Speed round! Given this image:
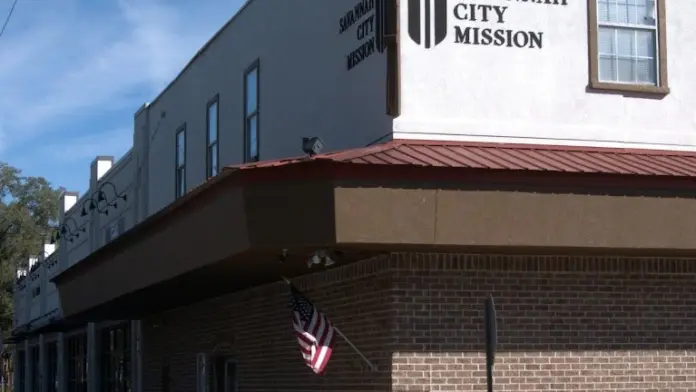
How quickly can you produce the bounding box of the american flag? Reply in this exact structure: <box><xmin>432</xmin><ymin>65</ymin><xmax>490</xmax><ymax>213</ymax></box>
<box><xmin>289</xmin><ymin>283</ymin><xmax>336</xmax><ymax>375</ymax></box>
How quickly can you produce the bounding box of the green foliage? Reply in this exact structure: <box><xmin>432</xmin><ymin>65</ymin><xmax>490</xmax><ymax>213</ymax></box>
<box><xmin>0</xmin><ymin>162</ymin><xmax>63</xmax><ymax>335</ymax></box>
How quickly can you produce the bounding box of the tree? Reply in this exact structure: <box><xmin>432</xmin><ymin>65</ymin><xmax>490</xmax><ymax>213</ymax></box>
<box><xmin>0</xmin><ymin>162</ymin><xmax>63</xmax><ymax>334</ymax></box>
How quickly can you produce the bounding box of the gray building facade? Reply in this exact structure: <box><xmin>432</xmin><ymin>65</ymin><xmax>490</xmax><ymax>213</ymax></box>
<box><xmin>10</xmin><ymin>1</ymin><xmax>398</xmax><ymax>391</ymax></box>
<box><xmin>16</xmin><ymin>1</ymin><xmax>696</xmax><ymax>392</ymax></box>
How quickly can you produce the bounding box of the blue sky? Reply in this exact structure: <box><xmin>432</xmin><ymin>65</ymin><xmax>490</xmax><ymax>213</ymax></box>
<box><xmin>0</xmin><ymin>0</ymin><xmax>244</xmax><ymax>194</ymax></box>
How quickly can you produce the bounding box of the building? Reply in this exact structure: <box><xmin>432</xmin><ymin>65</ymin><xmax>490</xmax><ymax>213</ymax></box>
<box><xmin>11</xmin><ymin>0</ymin><xmax>696</xmax><ymax>391</ymax></box>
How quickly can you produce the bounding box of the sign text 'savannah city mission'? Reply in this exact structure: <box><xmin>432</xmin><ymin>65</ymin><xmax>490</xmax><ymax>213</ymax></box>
<box><xmin>453</xmin><ymin>1</ymin><xmax>567</xmax><ymax>49</ymax></box>
<box><xmin>339</xmin><ymin>0</ymin><xmax>386</xmax><ymax>71</ymax></box>
<box><xmin>407</xmin><ymin>0</ymin><xmax>569</xmax><ymax>50</ymax></box>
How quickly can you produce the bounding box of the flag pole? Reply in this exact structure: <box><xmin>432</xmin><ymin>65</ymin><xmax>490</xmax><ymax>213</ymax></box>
<box><xmin>281</xmin><ymin>276</ymin><xmax>378</xmax><ymax>372</ymax></box>
<box><xmin>333</xmin><ymin>326</ymin><xmax>377</xmax><ymax>371</ymax></box>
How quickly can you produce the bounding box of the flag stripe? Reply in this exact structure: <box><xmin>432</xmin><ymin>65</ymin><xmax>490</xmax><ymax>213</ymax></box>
<box><xmin>289</xmin><ymin>284</ymin><xmax>337</xmax><ymax>375</ymax></box>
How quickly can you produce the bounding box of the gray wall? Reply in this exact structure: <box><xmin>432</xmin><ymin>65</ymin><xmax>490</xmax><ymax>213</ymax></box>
<box><xmin>17</xmin><ymin>0</ymin><xmax>393</xmax><ymax>329</ymax></box>
<box><xmin>12</xmin><ymin>2</ymin><xmax>392</xmax><ymax>389</ymax></box>
<box><xmin>62</xmin><ymin>152</ymin><xmax>136</xmax><ymax>269</ymax></box>
<box><xmin>135</xmin><ymin>0</ymin><xmax>394</xmax><ymax>215</ymax></box>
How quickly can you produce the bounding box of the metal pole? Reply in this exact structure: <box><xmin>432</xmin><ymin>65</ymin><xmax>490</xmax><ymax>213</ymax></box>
<box><xmin>333</xmin><ymin>327</ymin><xmax>378</xmax><ymax>371</ymax></box>
<box><xmin>485</xmin><ymin>294</ymin><xmax>497</xmax><ymax>392</ymax></box>
<box><xmin>487</xmin><ymin>361</ymin><xmax>493</xmax><ymax>392</ymax></box>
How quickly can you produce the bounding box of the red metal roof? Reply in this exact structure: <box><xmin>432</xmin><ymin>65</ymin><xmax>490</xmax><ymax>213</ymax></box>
<box><xmin>226</xmin><ymin>140</ymin><xmax>696</xmax><ymax>177</ymax></box>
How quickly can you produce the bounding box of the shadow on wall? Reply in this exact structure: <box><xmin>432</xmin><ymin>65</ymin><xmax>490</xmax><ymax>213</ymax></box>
<box><xmin>141</xmin><ymin>267</ymin><xmax>395</xmax><ymax>392</ymax></box>
<box><xmin>391</xmin><ymin>255</ymin><xmax>696</xmax><ymax>353</ymax></box>
<box><xmin>139</xmin><ymin>254</ymin><xmax>696</xmax><ymax>391</ymax></box>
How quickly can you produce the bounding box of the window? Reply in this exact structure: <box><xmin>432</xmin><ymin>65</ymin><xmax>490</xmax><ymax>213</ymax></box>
<box><xmin>244</xmin><ymin>60</ymin><xmax>259</xmax><ymax>162</ymax></box>
<box><xmin>175</xmin><ymin>126</ymin><xmax>186</xmax><ymax>198</ymax></box>
<box><xmin>213</xmin><ymin>357</ymin><xmax>236</xmax><ymax>392</ymax></box>
<box><xmin>46</xmin><ymin>341</ymin><xmax>58</xmax><ymax>392</ymax></box>
<box><xmin>67</xmin><ymin>334</ymin><xmax>88</xmax><ymax>392</ymax></box>
<box><xmin>104</xmin><ymin>217</ymin><xmax>125</xmax><ymax>244</ymax></box>
<box><xmin>101</xmin><ymin>323</ymin><xmax>132</xmax><ymax>392</ymax></box>
<box><xmin>589</xmin><ymin>0</ymin><xmax>668</xmax><ymax>94</ymax></box>
<box><xmin>207</xmin><ymin>96</ymin><xmax>220</xmax><ymax>178</ymax></box>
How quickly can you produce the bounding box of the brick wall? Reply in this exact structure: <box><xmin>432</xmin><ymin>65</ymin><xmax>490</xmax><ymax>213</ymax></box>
<box><xmin>391</xmin><ymin>253</ymin><xmax>696</xmax><ymax>392</ymax></box>
<box><xmin>142</xmin><ymin>253</ymin><xmax>696</xmax><ymax>392</ymax></box>
<box><xmin>141</xmin><ymin>257</ymin><xmax>393</xmax><ymax>392</ymax></box>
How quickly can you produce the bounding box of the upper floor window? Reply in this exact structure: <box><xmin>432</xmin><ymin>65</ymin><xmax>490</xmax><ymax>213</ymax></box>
<box><xmin>244</xmin><ymin>60</ymin><xmax>259</xmax><ymax>162</ymax></box>
<box><xmin>207</xmin><ymin>95</ymin><xmax>219</xmax><ymax>177</ymax></box>
<box><xmin>176</xmin><ymin>126</ymin><xmax>186</xmax><ymax>198</ymax></box>
<box><xmin>589</xmin><ymin>0</ymin><xmax>668</xmax><ymax>94</ymax></box>
<box><xmin>104</xmin><ymin>216</ymin><xmax>125</xmax><ymax>245</ymax></box>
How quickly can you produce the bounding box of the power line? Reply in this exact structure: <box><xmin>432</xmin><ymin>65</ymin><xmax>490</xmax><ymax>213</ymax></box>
<box><xmin>0</xmin><ymin>0</ymin><xmax>19</xmax><ymax>41</ymax></box>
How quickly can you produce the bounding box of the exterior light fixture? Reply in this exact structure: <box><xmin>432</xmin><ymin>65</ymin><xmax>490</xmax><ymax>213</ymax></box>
<box><xmin>306</xmin><ymin>254</ymin><xmax>322</xmax><ymax>268</ymax></box>
<box><xmin>323</xmin><ymin>256</ymin><xmax>336</xmax><ymax>267</ymax></box>
<box><xmin>52</xmin><ymin>217</ymin><xmax>86</xmax><ymax>243</ymax></box>
<box><xmin>306</xmin><ymin>250</ymin><xmax>338</xmax><ymax>269</ymax></box>
<box><xmin>83</xmin><ymin>181</ymin><xmax>127</xmax><ymax>216</ymax></box>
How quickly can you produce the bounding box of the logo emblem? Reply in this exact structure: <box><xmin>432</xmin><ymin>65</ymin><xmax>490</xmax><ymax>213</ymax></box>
<box><xmin>407</xmin><ymin>0</ymin><xmax>447</xmax><ymax>49</ymax></box>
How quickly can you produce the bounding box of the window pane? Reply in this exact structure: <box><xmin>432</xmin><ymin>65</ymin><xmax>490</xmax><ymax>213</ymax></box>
<box><xmin>598</xmin><ymin>0</ymin><xmax>617</xmax><ymax>23</ymax></box>
<box><xmin>616</xmin><ymin>29</ymin><xmax>634</xmax><ymax>82</ymax></box>
<box><xmin>177</xmin><ymin>131</ymin><xmax>185</xmax><ymax>166</ymax></box>
<box><xmin>208</xmin><ymin>101</ymin><xmax>218</xmax><ymax>144</ymax></box>
<box><xmin>245</xmin><ymin>68</ymin><xmax>258</xmax><ymax>116</ymax></box>
<box><xmin>598</xmin><ymin>0</ymin><xmax>655</xmax><ymax>26</ymax></box>
<box><xmin>636</xmin><ymin>29</ymin><xmax>657</xmax><ymax>83</ymax></box>
<box><xmin>636</xmin><ymin>58</ymin><xmax>656</xmax><ymax>84</ymax></box>
<box><xmin>177</xmin><ymin>167</ymin><xmax>186</xmax><ymax>196</ymax></box>
<box><xmin>637</xmin><ymin>0</ymin><xmax>656</xmax><ymax>26</ymax></box>
<box><xmin>599</xmin><ymin>55</ymin><xmax>616</xmax><ymax>81</ymax></box>
<box><xmin>636</xmin><ymin>29</ymin><xmax>655</xmax><ymax>57</ymax></box>
<box><xmin>597</xmin><ymin>26</ymin><xmax>656</xmax><ymax>85</ymax></box>
<box><xmin>616</xmin><ymin>28</ymin><xmax>635</xmax><ymax>57</ymax></box>
<box><xmin>598</xmin><ymin>27</ymin><xmax>615</xmax><ymax>55</ymax></box>
<box><xmin>617</xmin><ymin>0</ymin><xmax>630</xmax><ymax>24</ymax></box>
<box><xmin>617</xmin><ymin>58</ymin><xmax>635</xmax><ymax>82</ymax></box>
<box><xmin>598</xmin><ymin>27</ymin><xmax>617</xmax><ymax>82</ymax></box>
<box><xmin>247</xmin><ymin>114</ymin><xmax>258</xmax><ymax>160</ymax></box>
<box><xmin>209</xmin><ymin>144</ymin><xmax>218</xmax><ymax>176</ymax></box>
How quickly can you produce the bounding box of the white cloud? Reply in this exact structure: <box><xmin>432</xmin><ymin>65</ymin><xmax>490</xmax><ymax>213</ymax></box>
<box><xmin>38</xmin><ymin>127</ymin><xmax>133</xmax><ymax>164</ymax></box>
<box><xmin>0</xmin><ymin>0</ymin><xmax>240</xmax><ymax>155</ymax></box>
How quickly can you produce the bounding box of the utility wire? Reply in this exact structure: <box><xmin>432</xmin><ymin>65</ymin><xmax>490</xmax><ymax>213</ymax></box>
<box><xmin>0</xmin><ymin>0</ymin><xmax>19</xmax><ymax>41</ymax></box>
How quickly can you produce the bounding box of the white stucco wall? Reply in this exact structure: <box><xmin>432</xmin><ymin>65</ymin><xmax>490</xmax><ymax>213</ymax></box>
<box><xmin>394</xmin><ymin>0</ymin><xmax>696</xmax><ymax>150</ymax></box>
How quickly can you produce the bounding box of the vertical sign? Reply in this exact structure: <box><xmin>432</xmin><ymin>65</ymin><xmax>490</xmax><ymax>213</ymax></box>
<box><xmin>484</xmin><ymin>294</ymin><xmax>497</xmax><ymax>392</ymax></box>
<box><xmin>339</xmin><ymin>0</ymin><xmax>388</xmax><ymax>70</ymax></box>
